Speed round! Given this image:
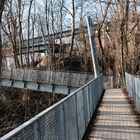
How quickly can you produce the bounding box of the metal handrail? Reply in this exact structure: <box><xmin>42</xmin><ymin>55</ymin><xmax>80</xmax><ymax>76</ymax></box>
<box><xmin>125</xmin><ymin>72</ymin><xmax>140</xmax><ymax>111</ymax></box>
<box><xmin>1</xmin><ymin>74</ymin><xmax>104</xmax><ymax>140</ymax></box>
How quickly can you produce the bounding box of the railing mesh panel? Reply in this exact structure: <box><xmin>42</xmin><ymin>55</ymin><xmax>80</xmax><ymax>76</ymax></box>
<box><xmin>11</xmin><ymin>69</ymin><xmax>24</xmax><ymax>80</ymax></box>
<box><xmin>76</xmin><ymin>90</ymin><xmax>85</xmax><ymax>139</ymax></box>
<box><xmin>1</xmin><ymin>69</ymin><xmax>11</xmax><ymax>79</ymax></box>
<box><xmin>63</xmin><ymin>95</ymin><xmax>78</xmax><ymax>140</ymax></box>
<box><xmin>39</xmin><ymin>104</ymin><xmax>65</xmax><ymax>140</ymax></box>
<box><xmin>125</xmin><ymin>73</ymin><xmax>140</xmax><ymax>111</ymax></box>
<box><xmin>37</xmin><ymin>70</ymin><xmax>50</xmax><ymax>83</ymax></box>
<box><xmin>1</xmin><ymin>75</ymin><xmax>104</xmax><ymax>140</ymax></box>
<box><xmin>0</xmin><ymin>68</ymin><xmax>94</xmax><ymax>87</ymax></box>
<box><xmin>23</xmin><ymin>69</ymin><xmax>37</xmax><ymax>82</ymax></box>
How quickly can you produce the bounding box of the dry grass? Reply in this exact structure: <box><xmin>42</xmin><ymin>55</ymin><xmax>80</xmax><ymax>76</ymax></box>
<box><xmin>0</xmin><ymin>87</ymin><xmax>65</xmax><ymax>137</ymax></box>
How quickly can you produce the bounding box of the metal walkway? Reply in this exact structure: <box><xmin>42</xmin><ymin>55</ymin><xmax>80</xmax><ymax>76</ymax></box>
<box><xmin>1</xmin><ymin>73</ymin><xmax>140</xmax><ymax>140</ymax></box>
<box><xmin>86</xmin><ymin>89</ymin><xmax>140</xmax><ymax>140</ymax></box>
<box><xmin>0</xmin><ymin>68</ymin><xmax>94</xmax><ymax>94</ymax></box>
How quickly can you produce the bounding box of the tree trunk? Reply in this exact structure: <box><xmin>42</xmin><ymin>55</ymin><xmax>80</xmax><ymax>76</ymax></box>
<box><xmin>0</xmin><ymin>0</ymin><xmax>6</xmax><ymax>73</ymax></box>
<box><xmin>119</xmin><ymin>0</ymin><xmax>129</xmax><ymax>86</ymax></box>
<box><xmin>58</xmin><ymin>0</ymin><xmax>64</xmax><ymax>69</ymax></box>
<box><xmin>18</xmin><ymin>0</ymin><xmax>23</xmax><ymax>67</ymax></box>
<box><xmin>27</xmin><ymin>0</ymin><xmax>33</xmax><ymax>66</ymax></box>
<box><xmin>69</xmin><ymin>0</ymin><xmax>75</xmax><ymax>57</ymax></box>
<box><xmin>45</xmin><ymin>1</ymin><xmax>52</xmax><ymax>70</ymax></box>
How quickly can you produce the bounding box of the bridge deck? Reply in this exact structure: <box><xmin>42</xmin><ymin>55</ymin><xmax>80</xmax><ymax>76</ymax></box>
<box><xmin>85</xmin><ymin>89</ymin><xmax>140</xmax><ymax>140</ymax></box>
<box><xmin>0</xmin><ymin>68</ymin><xmax>94</xmax><ymax>94</ymax></box>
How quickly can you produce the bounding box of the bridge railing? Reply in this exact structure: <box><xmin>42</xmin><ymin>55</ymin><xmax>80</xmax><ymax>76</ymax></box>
<box><xmin>104</xmin><ymin>76</ymin><xmax>123</xmax><ymax>89</ymax></box>
<box><xmin>125</xmin><ymin>72</ymin><xmax>140</xmax><ymax>111</ymax></box>
<box><xmin>1</xmin><ymin>74</ymin><xmax>104</xmax><ymax>140</ymax></box>
<box><xmin>0</xmin><ymin>68</ymin><xmax>94</xmax><ymax>87</ymax></box>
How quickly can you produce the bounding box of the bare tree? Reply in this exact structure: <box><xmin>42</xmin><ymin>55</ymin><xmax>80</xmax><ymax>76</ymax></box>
<box><xmin>45</xmin><ymin>0</ymin><xmax>53</xmax><ymax>70</ymax></box>
<box><xmin>1</xmin><ymin>0</ymin><xmax>20</xmax><ymax>67</ymax></box>
<box><xmin>0</xmin><ymin>0</ymin><xmax>6</xmax><ymax>72</ymax></box>
<box><xmin>69</xmin><ymin>0</ymin><xmax>75</xmax><ymax>57</ymax></box>
<box><xmin>17</xmin><ymin>0</ymin><xmax>23</xmax><ymax>67</ymax></box>
<box><xmin>27</xmin><ymin>0</ymin><xmax>34</xmax><ymax>66</ymax></box>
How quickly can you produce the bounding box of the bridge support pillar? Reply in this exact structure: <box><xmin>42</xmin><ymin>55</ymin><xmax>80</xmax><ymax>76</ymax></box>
<box><xmin>86</xmin><ymin>16</ymin><xmax>100</xmax><ymax>78</ymax></box>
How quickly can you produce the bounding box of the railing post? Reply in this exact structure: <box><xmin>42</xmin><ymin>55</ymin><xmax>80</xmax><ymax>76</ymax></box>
<box><xmin>82</xmin><ymin>88</ymin><xmax>87</xmax><ymax>129</ymax></box>
<box><xmin>62</xmin><ymin>103</ymin><xmax>66</xmax><ymax>140</ymax></box>
<box><xmin>87</xmin><ymin>84</ymin><xmax>90</xmax><ymax>123</ymax></box>
<box><xmin>86</xmin><ymin>16</ymin><xmax>100</xmax><ymax>78</ymax></box>
<box><xmin>88</xmin><ymin>84</ymin><xmax>92</xmax><ymax>118</ymax></box>
<box><xmin>10</xmin><ymin>68</ymin><xmax>12</xmax><ymax>80</ymax></box>
<box><xmin>91</xmin><ymin>82</ymin><xmax>94</xmax><ymax>114</ymax></box>
<box><xmin>74</xmin><ymin>94</ymin><xmax>80</xmax><ymax>140</ymax></box>
<box><xmin>111</xmin><ymin>76</ymin><xmax>113</xmax><ymax>88</ymax></box>
<box><xmin>23</xmin><ymin>69</ymin><xmax>26</xmax><ymax>88</ymax></box>
<box><xmin>33</xmin><ymin>120</ymin><xmax>40</xmax><ymax>140</ymax></box>
<box><xmin>10</xmin><ymin>69</ymin><xmax>13</xmax><ymax>86</ymax></box>
<box><xmin>138</xmin><ymin>78</ymin><xmax>140</xmax><ymax>111</ymax></box>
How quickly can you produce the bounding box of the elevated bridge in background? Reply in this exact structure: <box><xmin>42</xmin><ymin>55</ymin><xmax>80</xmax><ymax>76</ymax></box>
<box><xmin>22</xmin><ymin>28</ymin><xmax>83</xmax><ymax>46</ymax></box>
<box><xmin>16</xmin><ymin>43</ymin><xmax>69</xmax><ymax>54</ymax></box>
<box><xmin>16</xmin><ymin>28</ymin><xmax>86</xmax><ymax>54</ymax></box>
<box><xmin>15</xmin><ymin>24</ymin><xmax>102</xmax><ymax>54</ymax></box>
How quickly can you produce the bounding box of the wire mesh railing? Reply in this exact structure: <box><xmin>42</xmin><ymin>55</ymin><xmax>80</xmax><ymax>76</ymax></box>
<box><xmin>125</xmin><ymin>72</ymin><xmax>140</xmax><ymax>111</ymax></box>
<box><xmin>103</xmin><ymin>76</ymin><xmax>113</xmax><ymax>89</ymax></box>
<box><xmin>104</xmin><ymin>76</ymin><xmax>123</xmax><ymax>89</ymax></box>
<box><xmin>1</xmin><ymin>74</ymin><xmax>104</xmax><ymax>140</ymax></box>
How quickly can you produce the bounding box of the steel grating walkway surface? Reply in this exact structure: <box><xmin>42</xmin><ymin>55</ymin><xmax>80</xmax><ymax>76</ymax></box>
<box><xmin>86</xmin><ymin>89</ymin><xmax>140</xmax><ymax>140</ymax></box>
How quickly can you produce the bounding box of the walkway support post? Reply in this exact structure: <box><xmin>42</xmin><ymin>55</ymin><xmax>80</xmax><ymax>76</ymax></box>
<box><xmin>86</xmin><ymin>16</ymin><xmax>100</xmax><ymax>78</ymax></box>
